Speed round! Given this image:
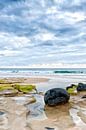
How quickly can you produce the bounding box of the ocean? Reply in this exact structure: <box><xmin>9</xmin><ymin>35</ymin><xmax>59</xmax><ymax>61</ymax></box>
<box><xmin>0</xmin><ymin>68</ymin><xmax>86</xmax><ymax>77</ymax></box>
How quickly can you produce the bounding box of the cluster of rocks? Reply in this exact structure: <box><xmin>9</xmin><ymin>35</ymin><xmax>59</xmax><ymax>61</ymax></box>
<box><xmin>44</xmin><ymin>83</ymin><xmax>86</xmax><ymax>106</ymax></box>
<box><xmin>66</xmin><ymin>83</ymin><xmax>86</xmax><ymax>94</ymax></box>
<box><xmin>0</xmin><ymin>82</ymin><xmax>37</xmax><ymax>97</ymax></box>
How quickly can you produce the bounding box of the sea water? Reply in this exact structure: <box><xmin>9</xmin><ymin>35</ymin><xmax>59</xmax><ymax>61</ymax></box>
<box><xmin>0</xmin><ymin>68</ymin><xmax>86</xmax><ymax>77</ymax></box>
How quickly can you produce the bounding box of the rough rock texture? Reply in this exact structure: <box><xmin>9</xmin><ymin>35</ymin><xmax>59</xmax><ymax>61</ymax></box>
<box><xmin>77</xmin><ymin>83</ymin><xmax>86</xmax><ymax>91</ymax></box>
<box><xmin>0</xmin><ymin>96</ymin><xmax>36</xmax><ymax>130</ymax></box>
<box><xmin>44</xmin><ymin>88</ymin><xmax>70</xmax><ymax>106</ymax></box>
<box><xmin>0</xmin><ymin>89</ymin><xmax>18</xmax><ymax>97</ymax></box>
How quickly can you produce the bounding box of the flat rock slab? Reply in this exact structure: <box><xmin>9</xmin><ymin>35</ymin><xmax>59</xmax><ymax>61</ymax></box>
<box><xmin>0</xmin><ymin>89</ymin><xmax>18</xmax><ymax>97</ymax></box>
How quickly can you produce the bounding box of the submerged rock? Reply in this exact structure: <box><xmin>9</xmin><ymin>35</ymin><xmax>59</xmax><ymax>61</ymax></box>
<box><xmin>77</xmin><ymin>83</ymin><xmax>86</xmax><ymax>91</ymax></box>
<box><xmin>44</xmin><ymin>88</ymin><xmax>70</xmax><ymax>106</ymax></box>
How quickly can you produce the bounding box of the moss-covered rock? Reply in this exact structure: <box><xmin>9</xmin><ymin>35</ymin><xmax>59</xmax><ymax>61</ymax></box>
<box><xmin>13</xmin><ymin>84</ymin><xmax>37</xmax><ymax>94</ymax></box>
<box><xmin>0</xmin><ymin>83</ymin><xmax>37</xmax><ymax>96</ymax></box>
<box><xmin>0</xmin><ymin>79</ymin><xmax>7</xmax><ymax>84</ymax></box>
<box><xmin>0</xmin><ymin>84</ymin><xmax>14</xmax><ymax>91</ymax></box>
<box><xmin>0</xmin><ymin>84</ymin><xmax>18</xmax><ymax>96</ymax></box>
<box><xmin>66</xmin><ymin>84</ymin><xmax>78</xmax><ymax>94</ymax></box>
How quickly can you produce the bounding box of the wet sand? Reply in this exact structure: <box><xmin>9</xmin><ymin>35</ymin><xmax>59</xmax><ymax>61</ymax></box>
<box><xmin>0</xmin><ymin>76</ymin><xmax>86</xmax><ymax>130</ymax></box>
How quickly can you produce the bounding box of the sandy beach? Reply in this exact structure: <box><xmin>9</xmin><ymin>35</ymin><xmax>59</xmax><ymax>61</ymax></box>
<box><xmin>0</xmin><ymin>75</ymin><xmax>86</xmax><ymax>130</ymax></box>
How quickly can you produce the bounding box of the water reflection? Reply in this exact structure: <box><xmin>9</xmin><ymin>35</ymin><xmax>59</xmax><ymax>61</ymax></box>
<box><xmin>26</xmin><ymin>95</ymin><xmax>47</xmax><ymax>121</ymax></box>
<box><xmin>0</xmin><ymin>110</ymin><xmax>8</xmax><ymax>130</ymax></box>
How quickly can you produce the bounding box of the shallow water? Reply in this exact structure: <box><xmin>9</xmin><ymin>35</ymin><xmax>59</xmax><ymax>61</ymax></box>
<box><xmin>36</xmin><ymin>75</ymin><xmax>86</xmax><ymax>92</ymax></box>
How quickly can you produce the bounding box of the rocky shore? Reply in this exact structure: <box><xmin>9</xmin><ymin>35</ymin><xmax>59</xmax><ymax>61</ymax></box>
<box><xmin>0</xmin><ymin>77</ymin><xmax>86</xmax><ymax>130</ymax></box>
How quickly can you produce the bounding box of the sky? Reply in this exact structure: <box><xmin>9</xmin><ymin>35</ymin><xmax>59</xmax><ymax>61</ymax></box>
<box><xmin>0</xmin><ymin>0</ymin><xmax>86</xmax><ymax>66</ymax></box>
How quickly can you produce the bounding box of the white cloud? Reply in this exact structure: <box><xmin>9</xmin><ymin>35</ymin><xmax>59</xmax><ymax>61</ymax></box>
<box><xmin>0</xmin><ymin>32</ymin><xmax>31</xmax><ymax>49</ymax></box>
<box><xmin>0</xmin><ymin>0</ymin><xmax>86</xmax><ymax>65</ymax></box>
<box><xmin>46</xmin><ymin>7</ymin><xmax>57</xmax><ymax>14</ymax></box>
<box><xmin>64</xmin><ymin>12</ymin><xmax>86</xmax><ymax>23</ymax></box>
<box><xmin>0</xmin><ymin>50</ymin><xmax>21</xmax><ymax>57</ymax></box>
<box><xmin>35</xmin><ymin>32</ymin><xmax>56</xmax><ymax>41</ymax></box>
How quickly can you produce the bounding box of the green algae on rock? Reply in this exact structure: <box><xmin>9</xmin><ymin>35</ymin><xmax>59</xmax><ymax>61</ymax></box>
<box><xmin>0</xmin><ymin>79</ymin><xmax>8</xmax><ymax>84</ymax></box>
<box><xmin>66</xmin><ymin>84</ymin><xmax>78</xmax><ymax>95</ymax></box>
<box><xmin>0</xmin><ymin>83</ymin><xmax>37</xmax><ymax>96</ymax></box>
<box><xmin>66</xmin><ymin>83</ymin><xmax>86</xmax><ymax>95</ymax></box>
<box><xmin>13</xmin><ymin>84</ymin><xmax>37</xmax><ymax>94</ymax></box>
<box><xmin>0</xmin><ymin>84</ymin><xmax>14</xmax><ymax>91</ymax></box>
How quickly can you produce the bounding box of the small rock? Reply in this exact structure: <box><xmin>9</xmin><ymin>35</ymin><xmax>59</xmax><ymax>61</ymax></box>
<box><xmin>45</xmin><ymin>127</ymin><xmax>55</xmax><ymax>130</ymax></box>
<box><xmin>44</xmin><ymin>88</ymin><xmax>70</xmax><ymax>106</ymax></box>
<box><xmin>66</xmin><ymin>84</ymin><xmax>77</xmax><ymax>90</ymax></box>
<box><xmin>77</xmin><ymin>83</ymin><xmax>86</xmax><ymax>91</ymax></box>
<box><xmin>66</xmin><ymin>84</ymin><xmax>77</xmax><ymax>94</ymax></box>
<box><xmin>0</xmin><ymin>111</ymin><xmax>5</xmax><ymax>116</ymax></box>
<box><xmin>82</xmin><ymin>95</ymin><xmax>86</xmax><ymax>98</ymax></box>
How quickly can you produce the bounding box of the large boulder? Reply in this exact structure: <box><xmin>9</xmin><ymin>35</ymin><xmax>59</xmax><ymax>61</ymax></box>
<box><xmin>77</xmin><ymin>83</ymin><xmax>86</xmax><ymax>91</ymax></box>
<box><xmin>44</xmin><ymin>88</ymin><xmax>70</xmax><ymax>106</ymax></box>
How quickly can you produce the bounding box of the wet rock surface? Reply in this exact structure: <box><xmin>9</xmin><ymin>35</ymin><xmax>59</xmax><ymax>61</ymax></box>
<box><xmin>0</xmin><ymin>79</ymin><xmax>37</xmax><ymax>97</ymax></box>
<box><xmin>44</xmin><ymin>88</ymin><xmax>70</xmax><ymax>106</ymax></box>
<box><xmin>0</xmin><ymin>89</ymin><xmax>18</xmax><ymax>97</ymax></box>
<box><xmin>0</xmin><ymin>96</ymin><xmax>36</xmax><ymax>130</ymax></box>
<box><xmin>77</xmin><ymin>83</ymin><xmax>86</xmax><ymax>91</ymax></box>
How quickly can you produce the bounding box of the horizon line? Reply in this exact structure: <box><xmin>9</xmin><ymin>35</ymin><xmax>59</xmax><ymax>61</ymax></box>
<box><xmin>0</xmin><ymin>63</ymin><xmax>86</xmax><ymax>68</ymax></box>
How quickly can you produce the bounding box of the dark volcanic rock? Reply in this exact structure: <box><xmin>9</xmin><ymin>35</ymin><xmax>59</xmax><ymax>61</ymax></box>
<box><xmin>82</xmin><ymin>95</ymin><xmax>86</xmax><ymax>98</ymax></box>
<box><xmin>77</xmin><ymin>83</ymin><xmax>86</xmax><ymax>91</ymax></box>
<box><xmin>45</xmin><ymin>127</ymin><xmax>55</xmax><ymax>130</ymax></box>
<box><xmin>44</xmin><ymin>88</ymin><xmax>70</xmax><ymax>106</ymax></box>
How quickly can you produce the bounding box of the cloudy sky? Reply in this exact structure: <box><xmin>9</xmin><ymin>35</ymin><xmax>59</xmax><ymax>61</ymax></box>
<box><xmin>0</xmin><ymin>0</ymin><xmax>86</xmax><ymax>66</ymax></box>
